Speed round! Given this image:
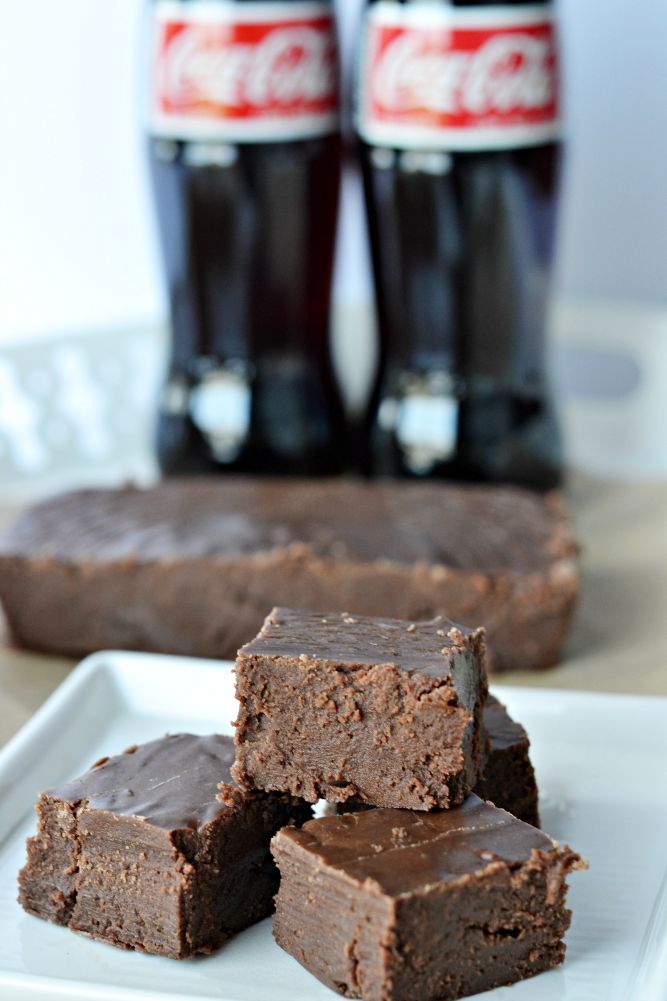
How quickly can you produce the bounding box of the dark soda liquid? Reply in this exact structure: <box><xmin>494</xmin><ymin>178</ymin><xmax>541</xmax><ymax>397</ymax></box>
<box><xmin>150</xmin><ymin>132</ymin><xmax>345</xmax><ymax>476</ymax></box>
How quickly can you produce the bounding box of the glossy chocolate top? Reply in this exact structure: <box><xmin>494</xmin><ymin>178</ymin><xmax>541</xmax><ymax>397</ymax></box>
<box><xmin>47</xmin><ymin>733</ymin><xmax>234</xmax><ymax>832</ymax></box>
<box><xmin>240</xmin><ymin>607</ymin><xmax>484</xmax><ymax>683</ymax></box>
<box><xmin>276</xmin><ymin>795</ymin><xmax>556</xmax><ymax>897</ymax></box>
<box><xmin>484</xmin><ymin>695</ymin><xmax>529</xmax><ymax>751</ymax></box>
<box><xmin>1</xmin><ymin>478</ymin><xmax>576</xmax><ymax>572</ymax></box>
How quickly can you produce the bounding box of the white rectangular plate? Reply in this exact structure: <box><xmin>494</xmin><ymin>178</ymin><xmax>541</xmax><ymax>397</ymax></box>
<box><xmin>0</xmin><ymin>651</ymin><xmax>666</xmax><ymax>1001</ymax></box>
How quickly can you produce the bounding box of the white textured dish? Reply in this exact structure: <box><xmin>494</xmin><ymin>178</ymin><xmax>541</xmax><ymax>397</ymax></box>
<box><xmin>0</xmin><ymin>651</ymin><xmax>666</xmax><ymax>1001</ymax></box>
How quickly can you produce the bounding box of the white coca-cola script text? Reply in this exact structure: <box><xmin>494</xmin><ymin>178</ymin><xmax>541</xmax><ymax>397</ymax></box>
<box><xmin>161</xmin><ymin>25</ymin><xmax>336</xmax><ymax>110</ymax></box>
<box><xmin>374</xmin><ymin>32</ymin><xmax>554</xmax><ymax>117</ymax></box>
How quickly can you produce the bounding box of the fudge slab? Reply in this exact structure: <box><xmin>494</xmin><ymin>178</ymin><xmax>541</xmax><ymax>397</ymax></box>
<box><xmin>233</xmin><ymin>608</ymin><xmax>487</xmax><ymax>811</ymax></box>
<box><xmin>331</xmin><ymin>694</ymin><xmax>540</xmax><ymax>827</ymax></box>
<box><xmin>0</xmin><ymin>478</ymin><xmax>579</xmax><ymax>672</ymax></box>
<box><xmin>272</xmin><ymin>796</ymin><xmax>585</xmax><ymax>1001</ymax></box>
<box><xmin>18</xmin><ymin>733</ymin><xmax>311</xmax><ymax>958</ymax></box>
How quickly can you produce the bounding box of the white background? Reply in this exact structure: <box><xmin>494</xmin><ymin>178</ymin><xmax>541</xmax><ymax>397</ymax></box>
<box><xmin>0</xmin><ymin>0</ymin><xmax>666</xmax><ymax>476</ymax></box>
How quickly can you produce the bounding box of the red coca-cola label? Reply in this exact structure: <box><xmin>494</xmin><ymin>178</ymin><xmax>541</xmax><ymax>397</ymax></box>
<box><xmin>150</xmin><ymin>1</ymin><xmax>339</xmax><ymax>141</ymax></box>
<box><xmin>357</xmin><ymin>3</ymin><xmax>560</xmax><ymax>150</ymax></box>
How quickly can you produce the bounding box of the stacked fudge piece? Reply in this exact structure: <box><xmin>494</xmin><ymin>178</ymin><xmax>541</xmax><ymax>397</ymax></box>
<box><xmin>234</xmin><ymin>608</ymin><xmax>585</xmax><ymax>1001</ymax></box>
<box><xmin>19</xmin><ymin>733</ymin><xmax>311</xmax><ymax>957</ymax></box>
<box><xmin>233</xmin><ymin>608</ymin><xmax>488</xmax><ymax>811</ymax></box>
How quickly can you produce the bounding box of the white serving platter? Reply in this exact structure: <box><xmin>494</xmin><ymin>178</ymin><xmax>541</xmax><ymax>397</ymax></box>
<box><xmin>0</xmin><ymin>651</ymin><xmax>666</xmax><ymax>1001</ymax></box>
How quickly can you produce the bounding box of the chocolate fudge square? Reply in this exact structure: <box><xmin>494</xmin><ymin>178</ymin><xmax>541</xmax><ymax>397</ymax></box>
<box><xmin>233</xmin><ymin>608</ymin><xmax>487</xmax><ymax>811</ymax></box>
<box><xmin>331</xmin><ymin>694</ymin><xmax>540</xmax><ymax>827</ymax></box>
<box><xmin>18</xmin><ymin>734</ymin><xmax>311</xmax><ymax>958</ymax></box>
<box><xmin>0</xmin><ymin>478</ymin><xmax>579</xmax><ymax>672</ymax></box>
<box><xmin>476</xmin><ymin>694</ymin><xmax>540</xmax><ymax>826</ymax></box>
<box><xmin>272</xmin><ymin>796</ymin><xmax>585</xmax><ymax>1001</ymax></box>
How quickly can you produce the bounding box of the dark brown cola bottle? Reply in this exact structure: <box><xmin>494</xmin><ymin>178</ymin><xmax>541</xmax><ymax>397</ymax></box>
<box><xmin>356</xmin><ymin>0</ymin><xmax>563</xmax><ymax>488</ymax></box>
<box><xmin>147</xmin><ymin>0</ymin><xmax>345</xmax><ymax>475</ymax></box>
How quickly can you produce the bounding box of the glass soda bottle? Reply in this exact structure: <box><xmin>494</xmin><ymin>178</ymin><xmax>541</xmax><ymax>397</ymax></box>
<box><xmin>356</xmin><ymin>0</ymin><xmax>563</xmax><ymax>488</ymax></box>
<box><xmin>147</xmin><ymin>0</ymin><xmax>346</xmax><ymax>475</ymax></box>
